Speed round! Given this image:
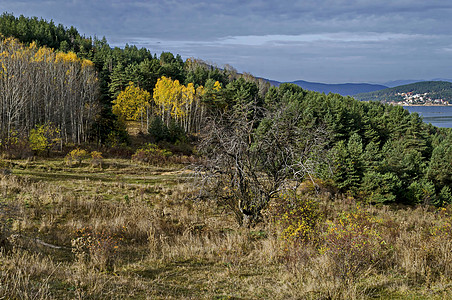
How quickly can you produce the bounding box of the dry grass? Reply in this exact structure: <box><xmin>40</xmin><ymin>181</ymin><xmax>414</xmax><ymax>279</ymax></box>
<box><xmin>0</xmin><ymin>158</ymin><xmax>451</xmax><ymax>299</ymax></box>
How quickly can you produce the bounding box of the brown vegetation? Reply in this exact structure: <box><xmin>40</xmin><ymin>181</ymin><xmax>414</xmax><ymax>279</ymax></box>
<box><xmin>0</xmin><ymin>159</ymin><xmax>451</xmax><ymax>299</ymax></box>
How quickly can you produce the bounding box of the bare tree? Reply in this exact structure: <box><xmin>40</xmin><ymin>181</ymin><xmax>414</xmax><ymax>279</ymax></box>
<box><xmin>197</xmin><ymin>99</ymin><xmax>331</xmax><ymax>227</ymax></box>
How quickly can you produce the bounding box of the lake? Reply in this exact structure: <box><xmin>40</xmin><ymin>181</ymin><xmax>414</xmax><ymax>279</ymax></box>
<box><xmin>403</xmin><ymin>106</ymin><xmax>452</xmax><ymax>128</ymax></box>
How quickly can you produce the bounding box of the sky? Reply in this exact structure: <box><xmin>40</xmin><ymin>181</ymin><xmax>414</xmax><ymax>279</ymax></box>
<box><xmin>1</xmin><ymin>0</ymin><xmax>452</xmax><ymax>83</ymax></box>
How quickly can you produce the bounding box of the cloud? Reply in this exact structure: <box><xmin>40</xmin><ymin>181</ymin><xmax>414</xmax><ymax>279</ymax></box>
<box><xmin>1</xmin><ymin>0</ymin><xmax>451</xmax><ymax>82</ymax></box>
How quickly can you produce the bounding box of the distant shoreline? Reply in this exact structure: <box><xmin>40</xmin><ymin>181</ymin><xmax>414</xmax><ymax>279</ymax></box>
<box><xmin>392</xmin><ymin>103</ymin><xmax>450</xmax><ymax>107</ymax></box>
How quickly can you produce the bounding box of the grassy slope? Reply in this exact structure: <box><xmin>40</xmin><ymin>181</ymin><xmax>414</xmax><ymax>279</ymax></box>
<box><xmin>0</xmin><ymin>158</ymin><xmax>451</xmax><ymax>299</ymax></box>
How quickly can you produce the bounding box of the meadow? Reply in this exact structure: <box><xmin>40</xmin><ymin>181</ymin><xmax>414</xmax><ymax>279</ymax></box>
<box><xmin>1</xmin><ymin>13</ymin><xmax>451</xmax><ymax>300</ymax></box>
<box><xmin>0</xmin><ymin>156</ymin><xmax>452</xmax><ymax>299</ymax></box>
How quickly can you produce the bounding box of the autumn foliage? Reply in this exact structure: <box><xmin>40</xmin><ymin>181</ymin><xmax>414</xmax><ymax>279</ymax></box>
<box><xmin>0</xmin><ymin>37</ymin><xmax>98</xmax><ymax>144</ymax></box>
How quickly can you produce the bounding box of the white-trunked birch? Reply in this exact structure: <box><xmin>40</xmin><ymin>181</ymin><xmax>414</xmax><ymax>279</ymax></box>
<box><xmin>0</xmin><ymin>37</ymin><xmax>99</xmax><ymax>145</ymax></box>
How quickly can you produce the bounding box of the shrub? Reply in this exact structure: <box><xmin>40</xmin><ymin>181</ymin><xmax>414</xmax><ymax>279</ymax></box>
<box><xmin>148</xmin><ymin>116</ymin><xmax>169</xmax><ymax>142</ymax></box>
<box><xmin>131</xmin><ymin>143</ymin><xmax>172</xmax><ymax>165</ymax></box>
<box><xmin>271</xmin><ymin>191</ymin><xmax>321</xmax><ymax>246</ymax></box>
<box><xmin>90</xmin><ymin>151</ymin><xmax>103</xmax><ymax>167</ymax></box>
<box><xmin>148</xmin><ymin>117</ymin><xmax>187</xmax><ymax>144</ymax></box>
<box><xmin>0</xmin><ymin>159</ymin><xmax>11</xmax><ymax>176</ymax></box>
<box><xmin>28</xmin><ymin>123</ymin><xmax>61</xmax><ymax>155</ymax></box>
<box><xmin>65</xmin><ymin>148</ymin><xmax>89</xmax><ymax>166</ymax></box>
<box><xmin>72</xmin><ymin>227</ymin><xmax>122</xmax><ymax>271</ymax></box>
<box><xmin>0</xmin><ymin>130</ymin><xmax>32</xmax><ymax>159</ymax></box>
<box><xmin>320</xmin><ymin>206</ymin><xmax>388</xmax><ymax>280</ymax></box>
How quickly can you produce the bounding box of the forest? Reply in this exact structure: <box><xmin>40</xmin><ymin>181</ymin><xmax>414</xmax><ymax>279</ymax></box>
<box><xmin>0</xmin><ymin>13</ymin><xmax>452</xmax><ymax>299</ymax></box>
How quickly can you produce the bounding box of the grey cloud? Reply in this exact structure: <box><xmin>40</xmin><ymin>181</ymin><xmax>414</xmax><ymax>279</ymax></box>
<box><xmin>0</xmin><ymin>0</ymin><xmax>451</xmax><ymax>82</ymax></box>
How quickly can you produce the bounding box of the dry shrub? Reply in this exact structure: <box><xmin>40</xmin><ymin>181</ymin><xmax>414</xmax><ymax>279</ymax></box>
<box><xmin>269</xmin><ymin>202</ymin><xmax>395</xmax><ymax>299</ymax></box>
<box><xmin>132</xmin><ymin>143</ymin><xmax>172</xmax><ymax>165</ymax></box>
<box><xmin>72</xmin><ymin>227</ymin><xmax>123</xmax><ymax>271</ymax></box>
<box><xmin>0</xmin><ymin>249</ymin><xmax>53</xmax><ymax>299</ymax></box>
<box><xmin>320</xmin><ymin>206</ymin><xmax>389</xmax><ymax>281</ymax></box>
<box><xmin>265</xmin><ymin>191</ymin><xmax>322</xmax><ymax>271</ymax></box>
<box><xmin>0</xmin><ymin>131</ymin><xmax>33</xmax><ymax>159</ymax></box>
<box><xmin>90</xmin><ymin>151</ymin><xmax>103</xmax><ymax>167</ymax></box>
<box><xmin>271</xmin><ymin>191</ymin><xmax>321</xmax><ymax>246</ymax></box>
<box><xmin>0</xmin><ymin>227</ymin><xmax>11</xmax><ymax>253</ymax></box>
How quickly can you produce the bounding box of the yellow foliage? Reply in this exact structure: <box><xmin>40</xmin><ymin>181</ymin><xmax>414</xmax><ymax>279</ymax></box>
<box><xmin>196</xmin><ymin>85</ymin><xmax>205</xmax><ymax>97</ymax></box>
<box><xmin>112</xmin><ymin>82</ymin><xmax>151</xmax><ymax>121</ymax></box>
<box><xmin>153</xmin><ymin>76</ymin><xmax>205</xmax><ymax>122</ymax></box>
<box><xmin>65</xmin><ymin>148</ymin><xmax>89</xmax><ymax>166</ymax></box>
<box><xmin>82</xmin><ymin>59</ymin><xmax>94</xmax><ymax>69</ymax></box>
<box><xmin>153</xmin><ymin>76</ymin><xmax>183</xmax><ymax>118</ymax></box>
<box><xmin>55</xmin><ymin>51</ymin><xmax>78</xmax><ymax>63</ymax></box>
<box><xmin>213</xmin><ymin>80</ymin><xmax>222</xmax><ymax>91</ymax></box>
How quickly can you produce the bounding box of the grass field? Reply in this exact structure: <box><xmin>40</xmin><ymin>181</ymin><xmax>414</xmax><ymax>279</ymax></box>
<box><xmin>1</xmin><ymin>157</ymin><xmax>452</xmax><ymax>299</ymax></box>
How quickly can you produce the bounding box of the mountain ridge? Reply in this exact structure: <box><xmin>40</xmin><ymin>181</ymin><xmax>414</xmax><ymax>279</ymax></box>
<box><xmin>261</xmin><ymin>78</ymin><xmax>388</xmax><ymax>96</ymax></box>
<box><xmin>261</xmin><ymin>78</ymin><xmax>452</xmax><ymax>96</ymax></box>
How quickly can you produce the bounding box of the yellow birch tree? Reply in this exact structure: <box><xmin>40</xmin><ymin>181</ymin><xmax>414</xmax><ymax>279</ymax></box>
<box><xmin>112</xmin><ymin>81</ymin><xmax>151</xmax><ymax>131</ymax></box>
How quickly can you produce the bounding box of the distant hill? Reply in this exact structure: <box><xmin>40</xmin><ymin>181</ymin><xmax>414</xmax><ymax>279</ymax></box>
<box><xmin>289</xmin><ymin>80</ymin><xmax>388</xmax><ymax>96</ymax></box>
<box><xmin>354</xmin><ymin>81</ymin><xmax>452</xmax><ymax>104</ymax></box>
<box><xmin>262</xmin><ymin>79</ymin><xmax>387</xmax><ymax>96</ymax></box>
<box><xmin>384</xmin><ymin>78</ymin><xmax>452</xmax><ymax>88</ymax></box>
<box><xmin>263</xmin><ymin>79</ymin><xmax>281</xmax><ymax>87</ymax></box>
<box><xmin>383</xmin><ymin>80</ymin><xmax>422</xmax><ymax>88</ymax></box>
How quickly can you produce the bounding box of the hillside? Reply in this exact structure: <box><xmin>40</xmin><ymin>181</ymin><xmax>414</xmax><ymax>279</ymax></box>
<box><xmin>263</xmin><ymin>79</ymin><xmax>387</xmax><ymax>95</ymax></box>
<box><xmin>354</xmin><ymin>81</ymin><xmax>452</xmax><ymax>104</ymax></box>
<box><xmin>290</xmin><ymin>80</ymin><xmax>388</xmax><ymax>95</ymax></box>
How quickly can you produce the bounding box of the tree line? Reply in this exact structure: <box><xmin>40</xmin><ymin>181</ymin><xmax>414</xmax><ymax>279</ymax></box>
<box><xmin>0</xmin><ymin>13</ymin><xmax>450</xmax><ymax>217</ymax></box>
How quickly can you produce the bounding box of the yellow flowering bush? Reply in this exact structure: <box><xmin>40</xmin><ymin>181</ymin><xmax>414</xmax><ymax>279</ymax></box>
<box><xmin>321</xmin><ymin>206</ymin><xmax>387</xmax><ymax>279</ymax></box>
<box><xmin>65</xmin><ymin>148</ymin><xmax>89</xmax><ymax>166</ymax></box>
<box><xmin>272</xmin><ymin>191</ymin><xmax>321</xmax><ymax>246</ymax></box>
<box><xmin>29</xmin><ymin>123</ymin><xmax>61</xmax><ymax>154</ymax></box>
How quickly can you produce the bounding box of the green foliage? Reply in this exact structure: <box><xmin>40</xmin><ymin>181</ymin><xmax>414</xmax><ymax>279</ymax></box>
<box><xmin>406</xmin><ymin>180</ymin><xmax>436</xmax><ymax>205</ymax></box>
<box><xmin>167</xmin><ymin>120</ymin><xmax>186</xmax><ymax>143</ymax></box>
<box><xmin>28</xmin><ymin>123</ymin><xmax>61</xmax><ymax>154</ymax></box>
<box><xmin>148</xmin><ymin>116</ymin><xmax>169</xmax><ymax>142</ymax></box>
<box><xmin>361</xmin><ymin>171</ymin><xmax>402</xmax><ymax>204</ymax></box>
<box><xmin>0</xmin><ymin>13</ymin><xmax>93</xmax><ymax>56</ymax></box>
<box><xmin>148</xmin><ymin>117</ymin><xmax>186</xmax><ymax>144</ymax></box>
<box><xmin>332</xmin><ymin>133</ymin><xmax>364</xmax><ymax>193</ymax></box>
<box><xmin>427</xmin><ymin>137</ymin><xmax>452</xmax><ymax>188</ymax></box>
<box><xmin>435</xmin><ymin>186</ymin><xmax>452</xmax><ymax>207</ymax></box>
<box><xmin>2</xmin><ymin>12</ymin><xmax>451</xmax><ymax>208</ymax></box>
<box><xmin>103</xmin><ymin>119</ymin><xmax>130</xmax><ymax>147</ymax></box>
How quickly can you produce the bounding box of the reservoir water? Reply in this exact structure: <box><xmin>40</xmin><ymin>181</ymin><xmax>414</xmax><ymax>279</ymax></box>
<box><xmin>403</xmin><ymin>106</ymin><xmax>452</xmax><ymax>128</ymax></box>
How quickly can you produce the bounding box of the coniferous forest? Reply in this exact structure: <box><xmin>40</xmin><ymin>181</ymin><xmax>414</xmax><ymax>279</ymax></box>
<box><xmin>0</xmin><ymin>13</ymin><xmax>452</xmax><ymax>299</ymax></box>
